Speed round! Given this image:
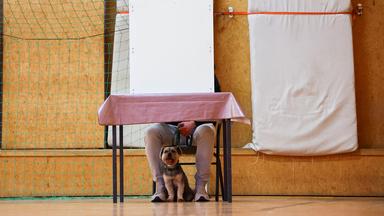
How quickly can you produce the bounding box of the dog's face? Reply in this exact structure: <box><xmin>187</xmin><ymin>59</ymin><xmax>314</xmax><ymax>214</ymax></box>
<box><xmin>160</xmin><ymin>146</ymin><xmax>182</xmax><ymax>167</ymax></box>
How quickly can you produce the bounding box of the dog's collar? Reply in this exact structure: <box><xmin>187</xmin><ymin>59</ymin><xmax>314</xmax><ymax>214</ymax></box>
<box><xmin>163</xmin><ymin>162</ymin><xmax>180</xmax><ymax>170</ymax></box>
<box><xmin>161</xmin><ymin>162</ymin><xmax>183</xmax><ymax>175</ymax></box>
<box><xmin>161</xmin><ymin>162</ymin><xmax>183</xmax><ymax>177</ymax></box>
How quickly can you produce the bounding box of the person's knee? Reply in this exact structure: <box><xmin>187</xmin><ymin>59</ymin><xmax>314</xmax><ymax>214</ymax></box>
<box><xmin>194</xmin><ymin>124</ymin><xmax>215</xmax><ymax>143</ymax></box>
<box><xmin>144</xmin><ymin>123</ymin><xmax>164</xmax><ymax>145</ymax></box>
<box><xmin>145</xmin><ymin>123</ymin><xmax>163</xmax><ymax>136</ymax></box>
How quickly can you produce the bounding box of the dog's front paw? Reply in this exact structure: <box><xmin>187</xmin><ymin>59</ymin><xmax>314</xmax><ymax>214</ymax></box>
<box><xmin>167</xmin><ymin>196</ymin><xmax>174</xmax><ymax>202</ymax></box>
<box><xmin>177</xmin><ymin>198</ymin><xmax>184</xmax><ymax>202</ymax></box>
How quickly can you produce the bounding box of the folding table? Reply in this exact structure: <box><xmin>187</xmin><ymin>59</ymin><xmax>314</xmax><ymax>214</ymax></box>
<box><xmin>98</xmin><ymin>92</ymin><xmax>250</xmax><ymax>203</ymax></box>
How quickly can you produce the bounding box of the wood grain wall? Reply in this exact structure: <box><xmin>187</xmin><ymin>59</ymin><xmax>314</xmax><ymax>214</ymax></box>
<box><xmin>2</xmin><ymin>0</ymin><xmax>383</xmax><ymax>149</ymax></box>
<box><xmin>351</xmin><ymin>0</ymin><xmax>384</xmax><ymax>148</ymax></box>
<box><xmin>1</xmin><ymin>149</ymin><xmax>383</xmax><ymax>197</ymax></box>
<box><xmin>215</xmin><ymin>0</ymin><xmax>252</xmax><ymax>147</ymax></box>
<box><xmin>2</xmin><ymin>0</ymin><xmax>105</xmax><ymax>149</ymax></box>
<box><xmin>214</xmin><ymin>0</ymin><xmax>384</xmax><ymax>148</ymax></box>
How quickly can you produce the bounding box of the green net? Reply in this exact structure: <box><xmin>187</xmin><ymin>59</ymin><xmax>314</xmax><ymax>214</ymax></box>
<box><xmin>0</xmin><ymin>0</ymin><xmax>151</xmax><ymax>198</ymax></box>
<box><xmin>2</xmin><ymin>0</ymin><xmax>107</xmax><ymax>149</ymax></box>
<box><xmin>0</xmin><ymin>0</ymin><xmax>150</xmax><ymax>149</ymax></box>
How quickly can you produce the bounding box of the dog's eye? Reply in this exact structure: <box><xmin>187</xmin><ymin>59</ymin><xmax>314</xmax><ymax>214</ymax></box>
<box><xmin>171</xmin><ymin>149</ymin><xmax>176</xmax><ymax>153</ymax></box>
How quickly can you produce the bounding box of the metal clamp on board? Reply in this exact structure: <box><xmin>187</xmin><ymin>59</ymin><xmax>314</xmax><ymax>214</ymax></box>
<box><xmin>228</xmin><ymin>6</ymin><xmax>234</xmax><ymax>18</ymax></box>
<box><xmin>356</xmin><ymin>3</ymin><xmax>363</xmax><ymax>16</ymax></box>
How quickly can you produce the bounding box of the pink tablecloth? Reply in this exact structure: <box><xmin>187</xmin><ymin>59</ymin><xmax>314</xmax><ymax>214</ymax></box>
<box><xmin>98</xmin><ymin>92</ymin><xmax>250</xmax><ymax>125</ymax></box>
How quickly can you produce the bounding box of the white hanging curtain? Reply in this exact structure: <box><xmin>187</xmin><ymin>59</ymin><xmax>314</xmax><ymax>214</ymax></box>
<box><xmin>245</xmin><ymin>0</ymin><xmax>358</xmax><ymax>155</ymax></box>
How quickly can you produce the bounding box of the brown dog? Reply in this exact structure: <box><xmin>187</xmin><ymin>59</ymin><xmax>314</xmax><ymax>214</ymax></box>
<box><xmin>160</xmin><ymin>146</ymin><xmax>194</xmax><ymax>202</ymax></box>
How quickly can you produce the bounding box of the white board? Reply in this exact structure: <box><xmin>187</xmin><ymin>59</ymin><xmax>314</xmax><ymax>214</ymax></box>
<box><xmin>129</xmin><ymin>0</ymin><xmax>214</xmax><ymax>94</ymax></box>
<box><xmin>108</xmin><ymin>13</ymin><xmax>151</xmax><ymax>148</ymax></box>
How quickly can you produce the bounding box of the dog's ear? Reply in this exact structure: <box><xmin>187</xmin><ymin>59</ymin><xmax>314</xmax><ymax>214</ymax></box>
<box><xmin>176</xmin><ymin>146</ymin><xmax>182</xmax><ymax>155</ymax></box>
<box><xmin>159</xmin><ymin>147</ymin><xmax>165</xmax><ymax>159</ymax></box>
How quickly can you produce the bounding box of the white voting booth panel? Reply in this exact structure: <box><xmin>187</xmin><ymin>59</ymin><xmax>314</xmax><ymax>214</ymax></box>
<box><xmin>109</xmin><ymin>0</ymin><xmax>214</xmax><ymax>147</ymax></box>
<box><xmin>246</xmin><ymin>0</ymin><xmax>358</xmax><ymax>155</ymax></box>
<box><xmin>129</xmin><ymin>0</ymin><xmax>214</xmax><ymax>94</ymax></box>
<box><xmin>108</xmin><ymin>11</ymin><xmax>148</xmax><ymax>148</ymax></box>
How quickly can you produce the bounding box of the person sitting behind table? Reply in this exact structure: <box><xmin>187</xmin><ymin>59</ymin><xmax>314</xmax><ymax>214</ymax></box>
<box><xmin>144</xmin><ymin>76</ymin><xmax>221</xmax><ymax>202</ymax></box>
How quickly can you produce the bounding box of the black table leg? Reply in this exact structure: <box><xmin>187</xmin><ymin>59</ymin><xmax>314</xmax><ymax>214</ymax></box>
<box><xmin>215</xmin><ymin>123</ymin><xmax>220</xmax><ymax>202</ymax></box>
<box><xmin>222</xmin><ymin>121</ymin><xmax>227</xmax><ymax>201</ymax></box>
<box><xmin>112</xmin><ymin>126</ymin><xmax>117</xmax><ymax>203</ymax></box>
<box><xmin>223</xmin><ymin>119</ymin><xmax>232</xmax><ymax>202</ymax></box>
<box><xmin>119</xmin><ymin>125</ymin><xmax>124</xmax><ymax>202</ymax></box>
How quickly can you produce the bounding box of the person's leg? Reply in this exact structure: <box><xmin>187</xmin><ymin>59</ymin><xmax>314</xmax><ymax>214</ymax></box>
<box><xmin>193</xmin><ymin>123</ymin><xmax>215</xmax><ymax>201</ymax></box>
<box><xmin>144</xmin><ymin>123</ymin><xmax>175</xmax><ymax>202</ymax></box>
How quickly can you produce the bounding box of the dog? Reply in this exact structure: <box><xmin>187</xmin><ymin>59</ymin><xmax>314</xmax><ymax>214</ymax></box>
<box><xmin>159</xmin><ymin>145</ymin><xmax>195</xmax><ymax>202</ymax></box>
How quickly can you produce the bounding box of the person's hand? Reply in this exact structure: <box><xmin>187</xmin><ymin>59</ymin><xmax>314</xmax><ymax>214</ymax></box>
<box><xmin>177</xmin><ymin>121</ymin><xmax>196</xmax><ymax>136</ymax></box>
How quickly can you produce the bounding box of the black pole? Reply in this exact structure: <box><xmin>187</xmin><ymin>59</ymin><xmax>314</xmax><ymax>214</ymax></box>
<box><xmin>215</xmin><ymin>122</ymin><xmax>221</xmax><ymax>201</ymax></box>
<box><xmin>103</xmin><ymin>0</ymin><xmax>108</xmax><ymax>149</ymax></box>
<box><xmin>223</xmin><ymin>119</ymin><xmax>232</xmax><ymax>202</ymax></box>
<box><xmin>0</xmin><ymin>0</ymin><xmax>4</xmax><ymax>148</ymax></box>
<box><xmin>112</xmin><ymin>125</ymin><xmax>117</xmax><ymax>203</ymax></box>
<box><xmin>218</xmin><ymin>153</ymin><xmax>225</xmax><ymax>201</ymax></box>
<box><xmin>222</xmin><ymin>120</ymin><xmax>227</xmax><ymax>201</ymax></box>
<box><xmin>103</xmin><ymin>1</ymin><xmax>115</xmax><ymax>148</ymax></box>
<box><xmin>104</xmin><ymin>0</ymin><xmax>114</xmax><ymax>100</ymax></box>
<box><xmin>152</xmin><ymin>181</ymin><xmax>156</xmax><ymax>195</ymax></box>
<box><xmin>119</xmin><ymin>125</ymin><xmax>124</xmax><ymax>202</ymax></box>
<box><xmin>217</xmin><ymin>122</ymin><xmax>225</xmax><ymax>201</ymax></box>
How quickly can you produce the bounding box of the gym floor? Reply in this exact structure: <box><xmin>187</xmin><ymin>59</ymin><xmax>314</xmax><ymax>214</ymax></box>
<box><xmin>0</xmin><ymin>196</ymin><xmax>383</xmax><ymax>216</ymax></box>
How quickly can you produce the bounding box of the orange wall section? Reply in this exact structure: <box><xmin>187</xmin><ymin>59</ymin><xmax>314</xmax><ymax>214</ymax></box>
<box><xmin>352</xmin><ymin>0</ymin><xmax>384</xmax><ymax>148</ymax></box>
<box><xmin>1</xmin><ymin>0</ymin><xmax>383</xmax><ymax>149</ymax></box>
<box><xmin>1</xmin><ymin>149</ymin><xmax>383</xmax><ymax>197</ymax></box>
<box><xmin>215</xmin><ymin>0</ymin><xmax>252</xmax><ymax>147</ymax></box>
<box><xmin>214</xmin><ymin>0</ymin><xmax>384</xmax><ymax>148</ymax></box>
<box><xmin>2</xmin><ymin>0</ymin><xmax>105</xmax><ymax>149</ymax></box>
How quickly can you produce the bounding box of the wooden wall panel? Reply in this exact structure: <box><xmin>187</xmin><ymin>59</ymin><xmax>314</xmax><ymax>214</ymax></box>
<box><xmin>2</xmin><ymin>0</ymin><xmax>383</xmax><ymax>149</ymax></box>
<box><xmin>214</xmin><ymin>0</ymin><xmax>252</xmax><ymax>147</ymax></box>
<box><xmin>228</xmin><ymin>149</ymin><xmax>384</xmax><ymax>196</ymax></box>
<box><xmin>351</xmin><ymin>0</ymin><xmax>384</xmax><ymax>148</ymax></box>
<box><xmin>214</xmin><ymin>0</ymin><xmax>384</xmax><ymax>148</ymax></box>
<box><xmin>0</xmin><ymin>151</ymin><xmax>153</xmax><ymax>197</ymax></box>
<box><xmin>2</xmin><ymin>0</ymin><xmax>105</xmax><ymax>149</ymax></box>
<box><xmin>1</xmin><ymin>149</ymin><xmax>383</xmax><ymax>197</ymax></box>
